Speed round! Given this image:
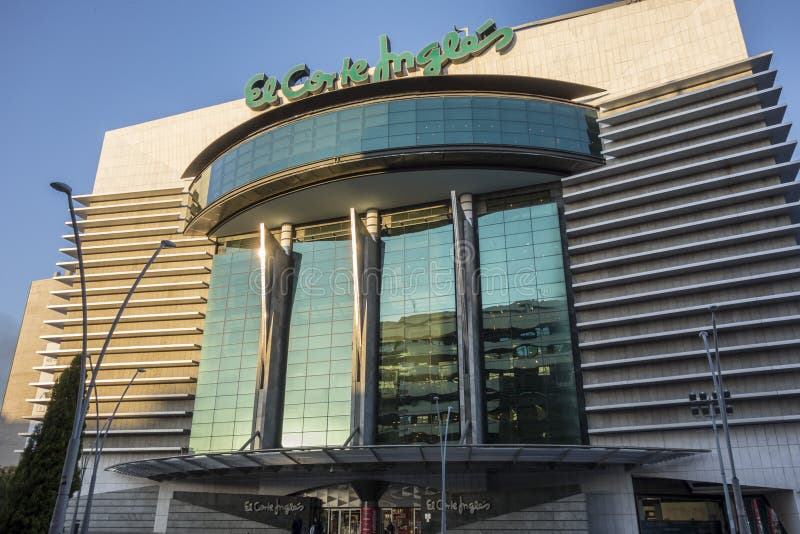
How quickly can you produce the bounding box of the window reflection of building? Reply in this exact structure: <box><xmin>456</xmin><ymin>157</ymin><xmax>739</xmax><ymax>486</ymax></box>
<box><xmin>378</xmin><ymin>205</ymin><xmax>460</xmax><ymax>444</ymax></box>
<box><xmin>478</xmin><ymin>193</ymin><xmax>581</xmax><ymax>445</ymax></box>
<box><xmin>282</xmin><ymin>220</ymin><xmax>354</xmax><ymax>447</ymax></box>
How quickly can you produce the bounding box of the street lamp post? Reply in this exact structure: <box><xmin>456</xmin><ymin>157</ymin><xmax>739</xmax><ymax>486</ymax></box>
<box><xmin>433</xmin><ymin>396</ymin><xmax>451</xmax><ymax>534</ymax></box>
<box><xmin>49</xmin><ymin>182</ymin><xmax>89</xmax><ymax>534</ymax></box>
<box><xmin>689</xmin><ymin>391</ymin><xmax>735</xmax><ymax>533</ymax></box>
<box><xmin>700</xmin><ymin>324</ymin><xmax>751</xmax><ymax>534</ymax></box>
<box><xmin>79</xmin><ymin>368</ymin><xmax>146</xmax><ymax>534</ymax></box>
<box><xmin>48</xmin><ymin>181</ymin><xmax>176</xmax><ymax>534</ymax></box>
<box><xmin>709</xmin><ymin>307</ymin><xmax>751</xmax><ymax>534</ymax></box>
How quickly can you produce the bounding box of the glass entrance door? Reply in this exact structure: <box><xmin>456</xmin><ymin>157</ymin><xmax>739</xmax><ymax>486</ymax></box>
<box><xmin>381</xmin><ymin>507</ymin><xmax>420</xmax><ymax>534</ymax></box>
<box><xmin>324</xmin><ymin>508</ymin><xmax>361</xmax><ymax>534</ymax></box>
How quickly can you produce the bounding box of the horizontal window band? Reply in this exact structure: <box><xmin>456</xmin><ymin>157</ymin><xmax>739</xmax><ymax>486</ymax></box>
<box><xmin>37</xmin><ymin>344</ymin><xmax>201</xmax><ymax>357</ymax></box>
<box><xmin>567</xmin><ymin>179</ymin><xmax>800</xmax><ymax>237</ymax></box>
<box><xmin>54</xmin><ymin>266</ymin><xmax>210</xmax><ymax>284</ymax></box>
<box><xmin>599</xmin><ymin>63</ymin><xmax>775</xmax><ymax>125</ymax></box>
<box><xmin>564</xmin><ymin>135</ymin><xmax>794</xmax><ymax>202</ymax></box>
<box><xmin>565</xmin><ymin>160</ymin><xmax>799</xmax><ymax>220</ymax></box>
<box><xmin>580</xmin><ymin>315</ymin><xmax>800</xmax><ymax>349</ymax></box>
<box><xmin>44</xmin><ymin>311</ymin><xmax>206</xmax><ymax>328</ymax></box>
<box><xmin>33</xmin><ymin>360</ymin><xmax>199</xmax><ymax>373</ymax></box>
<box><xmin>572</xmin><ymin>245</ymin><xmax>800</xmax><ymax>290</ymax></box>
<box><xmin>66</xmin><ymin>212</ymin><xmax>185</xmax><ymax>229</ymax></box>
<box><xmin>583</xmin><ymin>362</ymin><xmax>800</xmax><ymax>390</ymax></box>
<box><xmin>47</xmin><ymin>295</ymin><xmax>207</xmax><ymax>314</ymax></box>
<box><xmin>50</xmin><ymin>281</ymin><xmax>209</xmax><ymax>299</ymax></box>
<box><xmin>29</xmin><ymin>376</ymin><xmax>197</xmax><ymax>389</ymax></box>
<box><xmin>602</xmin><ymin>104</ymin><xmax>786</xmax><ymax>159</ymax></box>
<box><xmin>571</xmin><ymin>224</ymin><xmax>800</xmax><ymax>273</ymax></box>
<box><xmin>577</xmin><ymin>291</ymin><xmax>800</xmax><ymax>329</ymax></box>
<box><xmin>23</xmin><ymin>414</ymin><xmax>192</xmax><ymax>421</ymax></box>
<box><xmin>565</xmin><ymin>121</ymin><xmax>789</xmax><ymax>189</ymax></box>
<box><xmin>588</xmin><ymin>414</ymin><xmax>800</xmax><ymax>435</ymax></box>
<box><xmin>74</xmin><ymin>198</ymin><xmax>186</xmax><ymax>217</ymax></box>
<box><xmin>57</xmin><ymin>251</ymin><xmax>212</xmax><ymax>270</ymax></box>
<box><xmin>41</xmin><ymin>327</ymin><xmax>203</xmax><ymax>343</ymax></box>
<box><xmin>600</xmin><ymin>79</ymin><xmax>780</xmax><ymax>139</ymax></box>
<box><xmin>26</xmin><ymin>393</ymin><xmax>195</xmax><ymax>405</ymax></box>
<box><xmin>569</xmin><ymin>201</ymin><xmax>800</xmax><ymax>254</ymax></box>
<box><xmin>59</xmin><ymin>237</ymin><xmax>212</xmax><ymax>258</ymax></box>
<box><xmin>62</xmin><ymin>226</ymin><xmax>182</xmax><ymax>243</ymax></box>
<box><xmin>575</xmin><ymin>268</ymin><xmax>800</xmax><ymax>310</ymax></box>
<box><xmin>586</xmin><ymin>388</ymin><xmax>800</xmax><ymax>413</ymax></box>
<box><xmin>581</xmin><ymin>338</ymin><xmax>800</xmax><ymax>370</ymax></box>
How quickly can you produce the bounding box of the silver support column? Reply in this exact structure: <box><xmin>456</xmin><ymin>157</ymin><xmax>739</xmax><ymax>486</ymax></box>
<box><xmin>255</xmin><ymin>223</ymin><xmax>294</xmax><ymax>449</ymax></box>
<box><xmin>350</xmin><ymin>208</ymin><xmax>380</xmax><ymax>445</ymax></box>
<box><xmin>451</xmin><ymin>191</ymin><xmax>485</xmax><ymax>444</ymax></box>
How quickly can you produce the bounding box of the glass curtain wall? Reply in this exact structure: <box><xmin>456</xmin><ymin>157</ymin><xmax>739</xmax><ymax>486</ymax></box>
<box><xmin>378</xmin><ymin>205</ymin><xmax>459</xmax><ymax>444</ymax></box>
<box><xmin>282</xmin><ymin>220</ymin><xmax>354</xmax><ymax>447</ymax></box>
<box><xmin>477</xmin><ymin>192</ymin><xmax>581</xmax><ymax>444</ymax></box>
<box><xmin>190</xmin><ymin>239</ymin><xmax>261</xmax><ymax>452</ymax></box>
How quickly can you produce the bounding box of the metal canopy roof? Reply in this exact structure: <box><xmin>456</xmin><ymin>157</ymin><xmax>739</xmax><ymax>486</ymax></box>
<box><xmin>108</xmin><ymin>444</ymin><xmax>703</xmax><ymax>481</ymax></box>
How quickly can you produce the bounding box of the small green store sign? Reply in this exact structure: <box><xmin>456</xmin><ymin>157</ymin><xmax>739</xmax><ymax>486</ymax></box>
<box><xmin>245</xmin><ymin>19</ymin><xmax>514</xmax><ymax>110</ymax></box>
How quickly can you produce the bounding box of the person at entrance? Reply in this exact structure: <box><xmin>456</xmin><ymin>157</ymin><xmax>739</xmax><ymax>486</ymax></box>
<box><xmin>310</xmin><ymin>517</ymin><xmax>323</xmax><ymax>534</ymax></box>
<box><xmin>384</xmin><ymin>519</ymin><xmax>395</xmax><ymax>534</ymax></box>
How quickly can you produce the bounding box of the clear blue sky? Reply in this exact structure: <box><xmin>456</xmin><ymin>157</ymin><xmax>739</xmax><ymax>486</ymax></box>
<box><xmin>0</xmin><ymin>0</ymin><xmax>798</xmax><ymax>365</ymax></box>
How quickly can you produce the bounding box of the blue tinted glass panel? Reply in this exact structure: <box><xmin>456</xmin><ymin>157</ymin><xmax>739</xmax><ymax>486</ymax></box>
<box><xmin>190</xmin><ymin>246</ymin><xmax>261</xmax><ymax>453</ymax></box>
<box><xmin>378</xmin><ymin>205</ymin><xmax>459</xmax><ymax>444</ymax></box>
<box><xmin>198</xmin><ymin>97</ymin><xmax>600</xmax><ymax>206</ymax></box>
<box><xmin>281</xmin><ymin>220</ymin><xmax>353</xmax><ymax>448</ymax></box>
<box><xmin>478</xmin><ymin>193</ymin><xmax>581</xmax><ymax>445</ymax></box>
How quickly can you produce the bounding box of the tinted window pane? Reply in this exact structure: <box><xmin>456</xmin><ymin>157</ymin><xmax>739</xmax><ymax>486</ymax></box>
<box><xmin>478</xmin><ymin>192</ymin><xmax>581</xmax><ymax>445</ymax></box>
<box><xmin>378</xmin><ymin>205</ymin><xmax>459</xmax><ymax>445</ymax></box>
<box><xmin>194</xmin><ymin>97</ymin><xmax>600</xmax><ymax>209</ymax></box>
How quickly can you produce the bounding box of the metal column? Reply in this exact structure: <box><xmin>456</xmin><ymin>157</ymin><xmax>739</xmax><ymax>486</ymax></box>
<box><xmin>451</xmin><ymin>191</ymin><xmax>485</xmax><ymax>444</ymax></box>
<box><xmin>350</xmin><ymin>209</ymin><xmax>380</xmax><ymax>445</ymax></box>
<box><xmin>255</xmin><ymin>223</ymin><xmax>294</xmax><ymax>449</ymax></box>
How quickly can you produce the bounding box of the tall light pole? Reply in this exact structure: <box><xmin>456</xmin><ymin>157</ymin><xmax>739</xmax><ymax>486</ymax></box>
<box><xmin>433</xmin><ymin>396</ymin><xmax>451</xmax><ymax>534</ymax></box>
<box><xmin>49</xmin><ymin>182</ymin><xmax>89</xmax><ymax>534</ymax></box>
<box><xmin>689</xmin><ymin>390</ymin><xmax>735</xmax><ymax>532</ymax></box>
<box><xmin>79</xmin><ymin>368</ymin><xmax>146</xmax><ymax>534</ymax></box>
<box><xmin>48</xmin><ymin>181</ymin><xmax>176</xmax><ymax>534</ymax></box>
<box><xmin>708</xmin><ymin>306</ymin><xmax>751</xmax><ymax>534</ymax></box>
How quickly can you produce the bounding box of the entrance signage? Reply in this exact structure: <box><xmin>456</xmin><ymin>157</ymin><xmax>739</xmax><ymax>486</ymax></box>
<box><xmin>245</xmin><ymin>19</ymin><xmax>514</xmax><ymax>110</ymax></box>
<box><xmin>426</xmin><ymin>496</ymin><xmax>492</xmax><ymax>515</ymax></box>
<box><xmin>173</xmin><ymin>491</ymin><xmax>321</xmax><ymax>529</ymax></box>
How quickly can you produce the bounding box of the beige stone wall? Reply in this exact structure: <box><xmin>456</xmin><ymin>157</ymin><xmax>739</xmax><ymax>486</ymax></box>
<box><xmin>35</xmin><ymin>189</ymin><xmax>215</xmax><ymax>454</ymax></box>
<box><xmin>92</xmin><ymin>0</ymin><xmax>748</xmax><ymax>197</ymax></box>
<box><xmin>0</xmin><ymin>278</ymin><xmax>62</xmax><ymax>465</ymax></box>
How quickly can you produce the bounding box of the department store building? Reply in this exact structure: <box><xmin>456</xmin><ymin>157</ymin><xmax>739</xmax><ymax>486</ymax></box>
<box><xmin>3</xmin><ymin>0</ymin><xmax>800</xmax><ymax>532</ymax></box>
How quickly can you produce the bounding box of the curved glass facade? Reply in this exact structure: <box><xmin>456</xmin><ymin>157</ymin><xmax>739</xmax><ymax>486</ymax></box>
<box><xmin>190</xmin><ymin>187</ymin><xmax>582</xmax><ymax>453</ymax></box>
<box><xmin>190</xmin><ymin>96</ymin><xmax>600</xmax><ymax>209</ymax></box>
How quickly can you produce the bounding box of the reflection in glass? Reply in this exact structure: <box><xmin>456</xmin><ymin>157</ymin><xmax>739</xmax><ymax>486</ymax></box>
<box><xmin>190</xmin><ymin>241</ymin><xmax>261</xmax><ymax>453</ymax></box>
<box><xmin>282</xmin><ymin>220</ymin><xmax>353</xmax><ymax>447</ymax></box>
<box><xmin>477</xmin><ymin>192</ymin><xmax>581</xmax><ymax>444</ymax></box>
<box><xmin>195</xmin><ymin>96</ymin><xmax>600</xmax><ymax>209</ymax></box>
<box><xmin>378</xmin><ymin>205</ymin><xmax>459</xmax><ymax>444</ymax></box>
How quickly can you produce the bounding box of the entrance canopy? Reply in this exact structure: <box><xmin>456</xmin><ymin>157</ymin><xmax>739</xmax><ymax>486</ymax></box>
<box><xmin>108</xmin><ymin>444</ymin><xmax>702</xmax><ymax>481</ymax></box>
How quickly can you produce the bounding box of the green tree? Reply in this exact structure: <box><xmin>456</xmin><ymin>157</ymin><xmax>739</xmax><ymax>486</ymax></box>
<box><xmin>0</xmin><ymin>465</ymin><xmax>16</xmax><ymax>513</ymax></box>
<box><xmin>0</xmin><ymin>355</ymin><xmax>82</xmax><ymax>533</ymax></box>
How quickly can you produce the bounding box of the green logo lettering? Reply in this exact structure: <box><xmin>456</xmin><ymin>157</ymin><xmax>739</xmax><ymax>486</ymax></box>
<box><xmin>244</xmin><ymin>19</ymin><xmax>515</xmax><ymax>110</ymax></box>
<box><xmin>244</xmin><ymin>73</ymin><xmax>279</xmax><ymax>110</ymax></box>
<box><xmin>340</xmin><ymin>57</ymin><xmax>370</xmax><ymax>87</ymax></box>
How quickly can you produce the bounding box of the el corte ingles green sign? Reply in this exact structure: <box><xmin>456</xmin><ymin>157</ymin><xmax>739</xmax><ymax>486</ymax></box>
<box><xmin>244</xmin><ymin>19</ymin><xmax>514</xmax><ymax>110</ymax></box>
